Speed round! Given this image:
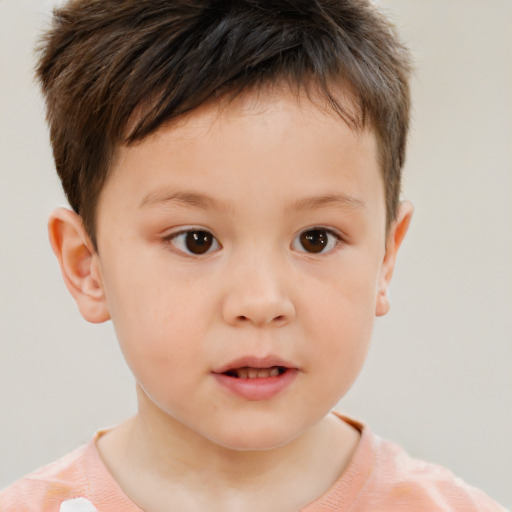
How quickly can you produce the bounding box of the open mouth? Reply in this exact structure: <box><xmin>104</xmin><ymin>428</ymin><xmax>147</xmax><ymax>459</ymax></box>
<box><xmin>213</xmin><ymin>360</ymin><xmax>298</xmax><ymax>399</ymax></box>
<box><xmin>222</xmin><ymin>366</ymin><xmax>288</xmax><ymax>379</ymax></box>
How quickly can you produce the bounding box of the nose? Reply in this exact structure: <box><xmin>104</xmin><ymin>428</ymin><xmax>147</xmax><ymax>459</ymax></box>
<box><xmin>222</xmin><ymin>252</ymin><xmax>296</xmax><ymax>328</ymax></box>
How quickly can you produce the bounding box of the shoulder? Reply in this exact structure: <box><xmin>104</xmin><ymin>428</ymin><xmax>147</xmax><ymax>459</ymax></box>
<box><xmin>0</xmin><ymin>443</ymin><xmax>90</xmax><ymax>512</ymax></box>
<box><xmin>367</xmin><ymin>431</ymin><xmax>508</xmax><ymax>512</ymax></box>
<box><xmin>327</xmin><ymin>413</ymin><xmax>507</xmax><ymax>512</ymax></box>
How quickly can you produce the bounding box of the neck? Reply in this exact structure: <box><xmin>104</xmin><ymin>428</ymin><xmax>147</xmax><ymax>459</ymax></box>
<box><xmin>96</xmin><ymin>387</ymin><xmax>360</xmax><ymax>512</ymax></box>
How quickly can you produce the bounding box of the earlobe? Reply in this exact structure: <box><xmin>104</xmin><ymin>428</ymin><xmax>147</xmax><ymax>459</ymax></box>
<box><xmin>375</xmin><ymin>201</ymin><xmax>413</xmax><ymax>317</ymax></box>
<box><xmin>48</xmin><ymin>208</ymin><xmax>110</xmax><ymax>323</ymax></box>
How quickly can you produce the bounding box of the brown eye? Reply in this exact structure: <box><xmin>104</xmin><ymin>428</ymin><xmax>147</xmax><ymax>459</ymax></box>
<box><xmin>300</xmin><ymin>229</ymin><xmax>328</xmax><ymax>253</ymax></box>
<box><xmin>185</xmin><ymin>231</ymin><xmax>214</xmax><ymax>254</ymax></box>
<box><xmin>295</xmin><ymin>228</ymin><xmax>340</xmax><ymax>254</ymax></box>
<box><xmin>167</xmin><ymin>229</ymin><xmax>220</xmax><ymax>256</ymax></box>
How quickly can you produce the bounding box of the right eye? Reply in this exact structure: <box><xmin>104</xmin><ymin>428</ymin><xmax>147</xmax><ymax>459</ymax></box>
<box><xmin>164</xmin><ymin>229</ymin><xmax>221</xmax><ymax>256</ymax></box>
<box><xmin>292</xmin><ymin>227</ymin><xmax>343</xmax><ymax>255</ymax></box>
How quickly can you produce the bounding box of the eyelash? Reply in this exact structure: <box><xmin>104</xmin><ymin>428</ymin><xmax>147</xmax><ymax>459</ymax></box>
<box><xmin>162</xmin><ymin>227</ymin><xmax>344</xmax><ymax>257</ymax></box>
<box><xmin>162</xmin><ymin>228</ymin><xmax>221</xmax><ymax>257</ymax></box>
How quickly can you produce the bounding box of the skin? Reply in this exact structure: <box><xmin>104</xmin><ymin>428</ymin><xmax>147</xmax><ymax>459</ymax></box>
<box><xmin>49</xmin><ymin>87</ymin><xmax>412</xmax><ymax>511</ymax></box>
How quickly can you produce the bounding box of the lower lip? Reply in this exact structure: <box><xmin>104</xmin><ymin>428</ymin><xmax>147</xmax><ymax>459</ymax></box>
<box><xmin>212</xmin><ymin>369</ymin><xmax>299</xmax><ymax>401</ymax></box>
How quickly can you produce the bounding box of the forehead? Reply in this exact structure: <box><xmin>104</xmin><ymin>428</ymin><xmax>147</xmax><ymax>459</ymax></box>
<box><xmin>123</xmin><ymin>81</ymin><xmax>367</xmax><ymax>155</ymax></box>
<box><xmin>118</xmin><ymin>85</ymin><xmax>375</xmax><ymax>167</ymax></box>
<box><xmin>195</xmin><ymin>83</ymin><xmax>359</xmax><ymax>134</ymax></box>
<box><xmin>102</xmin><ymin>86</ymin><xmax>383</xmax><ymax>220</ymax></box>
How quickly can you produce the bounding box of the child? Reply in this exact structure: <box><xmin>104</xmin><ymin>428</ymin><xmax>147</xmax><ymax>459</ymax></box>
<box><xmin>0</xmin><ymin>0</ymin><xmax>507</xmax><ymax>511</ymax></box>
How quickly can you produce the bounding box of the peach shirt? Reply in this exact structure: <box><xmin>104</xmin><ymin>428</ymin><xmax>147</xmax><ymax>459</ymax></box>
<box><xmin>0</xmin><ymin>413</ymin><xmax>507</xmax><ymax>512</ymax></box>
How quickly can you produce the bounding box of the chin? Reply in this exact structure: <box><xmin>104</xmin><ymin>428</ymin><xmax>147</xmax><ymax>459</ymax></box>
<box><xmin>205</xmin><ymin>421</ymin><xmax>305</xmax><ymax>452</ymax></box>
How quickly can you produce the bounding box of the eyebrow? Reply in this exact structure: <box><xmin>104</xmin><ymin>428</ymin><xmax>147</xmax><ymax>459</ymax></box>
<box><xmin>139</xmin><ymin>190</ymin><xmax>365</xmax><ymax>213</ymax></box>
<box><xmin>139</xmin><ymin>190</ymin><xmax>234</xmax><ymax>213</ymax></box>
<box><xmin>289</xmin><ymin>193</ymin><xmax>366</xmax><ymax>211</ymax></box>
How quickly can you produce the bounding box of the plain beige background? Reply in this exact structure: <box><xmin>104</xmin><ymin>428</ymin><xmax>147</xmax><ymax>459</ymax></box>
<box><xmin>1</xmin><ymin>0</ymin><xmax>511</xmax><ymax>508</ymax></box>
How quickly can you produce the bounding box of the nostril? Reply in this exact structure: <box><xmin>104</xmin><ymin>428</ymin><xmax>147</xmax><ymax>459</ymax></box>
<box><xmin>237</xmin><ymin>314</ymin><xmax>286</xmax><ymax>325</ymax></box>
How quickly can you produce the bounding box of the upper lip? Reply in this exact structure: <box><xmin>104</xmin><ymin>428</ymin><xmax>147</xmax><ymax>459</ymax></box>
<box><xmin>212</xmin><ymin>355</ymin><xmax>298</xmax><ymax>374</ymax></box>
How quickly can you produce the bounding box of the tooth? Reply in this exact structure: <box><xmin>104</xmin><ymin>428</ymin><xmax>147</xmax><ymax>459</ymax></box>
<box><xmin>232</xmin><ymin>366</ymin><xmax>284</xmax><ymax>379</ymax></box>
<box><xmin>237</xmin><ymin>368</ymin><xmax>249</xmax><ymax>379</ymax></box>
<box><xmin>248</xmin><ymin>368</ymin><xmax>258</xmax><ymax>378</ymax></box>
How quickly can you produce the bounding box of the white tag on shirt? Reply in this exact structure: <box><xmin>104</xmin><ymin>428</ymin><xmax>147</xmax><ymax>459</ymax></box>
<box><xmin>59</xmin><ymin>498</ymin><xmax>98</xmax><ymax>512</ymax></box>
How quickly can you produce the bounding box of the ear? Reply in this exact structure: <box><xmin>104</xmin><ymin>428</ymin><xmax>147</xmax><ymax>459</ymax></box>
<box><xmin>375</xmin><ymin>201</ymin><xmax>413</xmax><ymax>317</ymax></box>
<box><xmin>48</xmin><ymin>208</ymin><xmax>110</xmax><ymax>323</ymax></box>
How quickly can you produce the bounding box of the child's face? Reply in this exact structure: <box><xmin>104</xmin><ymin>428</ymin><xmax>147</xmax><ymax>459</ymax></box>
<box><xmin>87</xmin><ymin>88</ymin><xmax>408</xmax><ymax>450</ymax></box>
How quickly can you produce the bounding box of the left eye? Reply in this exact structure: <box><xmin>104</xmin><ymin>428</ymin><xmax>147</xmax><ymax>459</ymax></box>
<box><xmin>165</xmin><ymin>229</ymin><xmax>221</xmax><ymax>256</ymax></box>
<box><xmin>292</xmin><ymin>228</ymin><xmax>342</xmax><ymax>254</ymax></box>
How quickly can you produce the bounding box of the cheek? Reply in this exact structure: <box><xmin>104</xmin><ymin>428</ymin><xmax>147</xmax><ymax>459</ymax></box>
<box><xmin>101</xmin><ymin>257</ymin><xmax>212</xmax><ymax>384</ymax></box>
<box><xmin>309</xmin><ymin>294</ymin><xmax>374</xmax><ymax>369</ymax></box>
<box><xmin>301</xmin><ymin>261</ymin><xmax>380</xmax><ymax>376</ymax></box>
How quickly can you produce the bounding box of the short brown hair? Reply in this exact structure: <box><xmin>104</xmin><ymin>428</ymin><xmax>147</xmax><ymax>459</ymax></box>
<box><xmin>36</xmin><ymin>0</ymin><xmax>412</xmax><ymax>249</ymax></box>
